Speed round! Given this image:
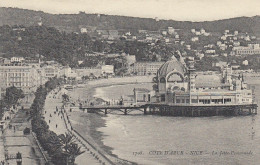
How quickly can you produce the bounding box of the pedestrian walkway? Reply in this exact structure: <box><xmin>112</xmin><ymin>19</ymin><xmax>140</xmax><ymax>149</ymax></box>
<box><xmin>2</xmin><ymin>110</ymin><xmax>46</xmax><ymax>165</ymax></box>
<box><xmin>44</xmin><ymin>89</ymin><xmax>101</xmax><ymax>165</ymax></box>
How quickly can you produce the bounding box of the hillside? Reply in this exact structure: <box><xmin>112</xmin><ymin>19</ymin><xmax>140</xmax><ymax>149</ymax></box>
<box><xmin>0</xmin><ymin>7</ymin><xmax>260</xmax><ymax>36</ymax></box>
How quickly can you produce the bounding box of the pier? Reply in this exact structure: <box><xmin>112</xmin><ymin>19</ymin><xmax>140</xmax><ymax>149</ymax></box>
<box><xmin>79</xmin><ymin>104</ymin><xmax>147</xmax><ymax>115</ymax></box>
<box><xmin>79</xmin><ymin>103</ymin><xmax>257</xmax><ymax>116</ymax></box>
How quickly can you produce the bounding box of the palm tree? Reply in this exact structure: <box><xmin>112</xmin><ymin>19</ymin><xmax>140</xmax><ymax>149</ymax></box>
<box><xmin>65</xmin><ymin>143</ymin><xmax>85</xmax><ymax>165</ymax></box>
<box><xmin>59</xmin><ymin>133</ymin><xmax>75</xmax><ymax>149</ymax></box>
<box><xmin>59</xmin><ymin>133</ymin><xmax>79</xmax><ymax>165</ymax></box>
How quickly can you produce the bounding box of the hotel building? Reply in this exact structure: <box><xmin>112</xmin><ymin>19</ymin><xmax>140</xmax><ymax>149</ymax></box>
<box><xmin>131</xmin><ymin>62</ymin><xmax>164</xmax><ymax>75</ymax></box>
<box><xmin>0</xmin><ymin>65</ymin><xmax>41</xmax><ymax>93</ymax></box>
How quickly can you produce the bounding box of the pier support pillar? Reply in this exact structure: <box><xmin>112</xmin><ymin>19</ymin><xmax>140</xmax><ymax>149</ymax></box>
<box><xmin>124</xmin><ymin>108</ymin><xmax>127</xmax><ymax>115</ymax></box>
<box><xmin>105</xmin><ymin>109</ymin><xmax>107</xmax><ymax>115</ymax></box>
<box><xmin>249</xmin><ymin>108</ymin><xmax>252</xmax><ymax>115</ymax></box>
<box><xmin>234</xmin><ymin>109</ymin><xmax>238</xmax><ymax>116</ymax></box>
<box><xmin>216</xmin><ymin>109</ymin><xmax>219</xmax><ymax>116</ymax></box>
<box><xmin>159</xmin><ymin>108</ymin><xmax>163</xmax><ymax>116</ymax></box>
<box><xmin>191</xmin><ymin>109</ymin><xmax>194</xmax><ymax>117</ymax></box>
<box><xmin>144</xmin><ymin>107</ymin><xmax>147</xmax><ymax>115</ymax></box>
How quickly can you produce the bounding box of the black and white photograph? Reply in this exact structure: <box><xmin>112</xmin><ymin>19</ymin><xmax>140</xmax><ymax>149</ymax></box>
<box><xmin>0</xmin><ymin>0</ymin><xmax>260</xmax><ymax>164</ymax></box>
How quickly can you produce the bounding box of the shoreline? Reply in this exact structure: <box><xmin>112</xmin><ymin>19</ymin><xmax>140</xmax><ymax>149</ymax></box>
<box><xmin>68</xmin><ymin>77</ymin><xmax>151</xmax><ymax>164</ymax></box>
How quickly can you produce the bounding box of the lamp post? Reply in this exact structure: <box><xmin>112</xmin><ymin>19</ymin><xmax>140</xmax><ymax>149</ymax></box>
<box><xmin>16</xmin><ymin>152</ymin><xmax>22</xmax><ymax>165</ymax></box>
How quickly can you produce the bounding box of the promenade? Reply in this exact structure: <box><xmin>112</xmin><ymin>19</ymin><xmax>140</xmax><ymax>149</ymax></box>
<box><xmin>1</xmin><ymin>110</ymin><xmax>46</xmax><ymax>165</ymax></box>
<box><xmin>44</xmin><ymin>88</ymin><xmax>102</xmax><ymax>165</ymax></box>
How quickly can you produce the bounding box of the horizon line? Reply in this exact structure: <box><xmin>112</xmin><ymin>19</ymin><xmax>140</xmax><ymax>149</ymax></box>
<box><xmin>1</xmin><ymin>6</ymin><xmax>260</xmax><ymax>23</ymax></box>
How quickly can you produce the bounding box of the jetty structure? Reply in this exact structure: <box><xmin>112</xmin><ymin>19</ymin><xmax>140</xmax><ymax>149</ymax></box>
<box><xmin>148</xmin><ymin>55</ymin><xmax>257</xmax><ymax>116</ymax></box>
<box><xmin>80</xmin><ymin>55</ymin><xmax>257</xmax><ymax>116</ymax></box>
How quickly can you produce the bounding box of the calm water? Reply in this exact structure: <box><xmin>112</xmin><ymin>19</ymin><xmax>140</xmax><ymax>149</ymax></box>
<box><xmin>94</xmin><ymin>83</ymin><xmax>260</xmax><ymax>165</ymax></box>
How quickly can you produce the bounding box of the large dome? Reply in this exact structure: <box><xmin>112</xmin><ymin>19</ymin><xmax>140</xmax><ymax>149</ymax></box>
<box><xmin>157</xmin><ymin>56</ymin><xmax>186</xmax><ymax>78</ymax></box>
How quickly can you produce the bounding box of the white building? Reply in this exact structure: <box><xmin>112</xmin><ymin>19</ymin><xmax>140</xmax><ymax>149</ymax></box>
<box><xmin>221</xmin><ymin>36</ymin><xmax>227</xmax><ymax>40</ymax></box>
<box><xmin>232</xmin><ymin>44</ymin><xmax>260</xmax><ymax>55</ymax></box>
<box><xmin>101</xmin><ymin>65</ymin><xmax>114</xmax><ymax>75</ymax></box>
<box><xmin>244</xmin><ymin>36</ymin><xmax>251</xmax><ymax>41</ymax></box>
<box><xmin>10</xmin><ymin>57</ymin><xmax>25</xmax><ymax>63</ymax></box>
<box><xmin>162</xmin><ymin>31</ymin><xmax>167</xmax><ymax>36</ymax></box>
<box><xmin>196</xmin><ymin>53</ymin><xmax>205</xmax><ymax>60</ymax></box>
<box><xmin>242</xmin><ymin>60</ymin><xmax>249</xmax><ymax>66</ymax></box>
<box><xmin>75</xmin><ymin>68</ymin><xmax>102</xmax><ymax>78</ymax></box>
<box><xmin>131</xmin><ymin>62</ymin><xmax>164</xmax><ymax>75</ymax></box>
<box><xmin>125</xmin><ymin>54</ymin><xmax>136</xmax><ymax>66</ymax></box>
<box><xmin>191</xmin><ymin>37</ymin><xmax>199</xmax><ymax>42</ymax></box>
<box><xmin>0</xmin><ymin>65</ymin><xmax>41</xmax><ymax>93</ymax></box>
<box><xmin>186</xmin><ymin>45</ymin><xmax>191</xmax><ymax>50</ymax></box>
<box><xmin>195</xmin><ymin>31</ymin><xmax>201</xmax><ymax>35</ymax></box>
<box><xmin>204</xmin><ymin>32</ymin><xmax>210</xmax><ymax>36</ymax></box>
<box><xmin>191</xmin><ymin>29</ymin><xmax>196</xmax><ymax>33</ymax></box>
<box><xmin>233</xmin><ymin>41</ymin><xmax>240</xmax><ymax>47</ymax></box>
<box><xmin>205</xmin><ymin>49</ymin><xmax>216</xmax><ymax>54</ymax></box>
<box><xmin>224</xmin><ymin>30</ymin><xmax>230</xmax><ymax>34</ymax></box>
<box><xmin>168</xmin><ymin>27</ymin><xmax>175</xmax><ymax>35</ymax></box>
<box><xmin>200</xmin><ymin>29</ymin><xmax>206</xmax><ymax>34</ymax></box>
<box><xmin>80</xmin><ymin>28</ymin><xmax>88</xmax><ymax>33</ymax></box>
<box><xmin>43</xmin><ymin>66</ymin><xmax>58</xmax><ymax>79</ymax></box>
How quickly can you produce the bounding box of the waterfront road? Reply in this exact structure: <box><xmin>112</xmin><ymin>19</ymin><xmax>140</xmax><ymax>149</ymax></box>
<box><xmin>44</xmin><ymin>88</ymin><xmax>101</xmax><ymax>165</ymax></box>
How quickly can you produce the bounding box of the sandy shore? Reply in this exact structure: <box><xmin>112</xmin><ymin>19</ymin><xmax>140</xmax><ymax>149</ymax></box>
<box><xmin>67</xmin><ymin>77</ymin><xmax>150</xmax><ymax>164</ymax></box>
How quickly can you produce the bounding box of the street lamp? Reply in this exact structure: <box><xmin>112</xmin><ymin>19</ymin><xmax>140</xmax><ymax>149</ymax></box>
<box><xmin>16</xmin><ymin>152</ymin><xmax>22</xmax><ymax>165</ymax></box>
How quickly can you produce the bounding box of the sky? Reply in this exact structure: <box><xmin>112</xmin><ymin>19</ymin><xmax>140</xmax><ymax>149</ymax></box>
<box><xmin>1</xmin><ymin>0</ymin><xmax>260</xmax><ymax>21</ymax></box>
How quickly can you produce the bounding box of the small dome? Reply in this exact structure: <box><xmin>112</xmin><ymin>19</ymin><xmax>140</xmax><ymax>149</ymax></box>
<box><xmin>157</xmin><ymin>56</ymin><xmax>186</xmax><ymax>78</ymax></box>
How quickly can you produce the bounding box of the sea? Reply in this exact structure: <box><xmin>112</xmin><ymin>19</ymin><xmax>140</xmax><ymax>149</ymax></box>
<box><xmin>74</xmin><ymin>80</ymin><xmax>260</xmax><ymax>165</ymax></box>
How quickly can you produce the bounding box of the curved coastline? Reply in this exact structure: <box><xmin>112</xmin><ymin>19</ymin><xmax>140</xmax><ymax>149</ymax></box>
<box><xmin>67</xmin><ymin>76</ymin><xmax>153</xmax><ymax>165</ymax></box>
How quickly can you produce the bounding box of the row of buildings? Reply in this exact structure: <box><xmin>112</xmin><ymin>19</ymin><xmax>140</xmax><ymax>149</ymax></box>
<box><xmin>0</xmin><ymin>57</ymin><xmax>115</xmax><ymax>98</ymax></box>
<box><xmin>231</xmin><ymin>44</ymin><xmax>260</xmax><ymax>56</ymax></box>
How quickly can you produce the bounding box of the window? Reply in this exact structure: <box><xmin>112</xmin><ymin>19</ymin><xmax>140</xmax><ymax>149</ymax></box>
<box><xmin>192</xmin><ymin>99</ymin><xmax>198</xmax><ymax>103</ymax></box>
<box><xmin>160</xmin><ymin>77</ymin><xmax>166</xmax><ymax>83</ymax></box>
<box><xmin>224</xmin><ymin>98</ymin><xmax>231</xmax><ymax>103</ymax></box>
<box><xmin>176</xmin><ymin>99</ymin><xmax>181</xmax><ymax>103</ymax></box>
<box><xmin>199</xmin><ymin>99</ymin><xmax>210</xmax><ymax>104</ymax></box>
<box><xmin>186</xmin><ymin>99</ymin><xmax>190</xmax><ymax>103</ymax></box>
<box><xmin>161</xmin><ymin>94</ymin><xmax>165</xmax><ymax>102</ymax></box>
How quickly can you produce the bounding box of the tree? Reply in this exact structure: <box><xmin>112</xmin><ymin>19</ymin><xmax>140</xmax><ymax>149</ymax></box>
<box><xmin>65</xmin><ymin>143</ymin><xmax>85</xmax><ymax>165</ymax></box>
<box><xmin>4</xmin><ymin>86</ymin><xmax>25</xmax><ymax>108</ymax></box>
<box><xmin>62</xmin><ymin>94</ymin><xmax>70</xmax><ymax>102</ymax></box>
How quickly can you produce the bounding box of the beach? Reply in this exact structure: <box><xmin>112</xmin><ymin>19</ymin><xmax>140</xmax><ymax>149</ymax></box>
<box><xmin>57</xmin><ymin>76</ymin><xmax>154</xmax><ymax>164</ymax></box>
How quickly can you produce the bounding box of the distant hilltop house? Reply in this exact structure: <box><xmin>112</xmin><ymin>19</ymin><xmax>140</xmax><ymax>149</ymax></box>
<box><xmin>191</xmin><ymin>37</ymin><xmax>199</xmax><ymax>42</ymax></box>
<box><xmin>205</xmin><ymin>49</ymin><xmax>216</xmax><ymax>54</ymax></box>
<box><xmin>191</xmin><ymin>28</ymin><xmax>210</xmax><ymax>36</ymax></box>
<box><xmin>168</xmin><ymin>27</ymin><xmax>175</xmax><ymax>35</ymax></box>
<box><xmin>212</xmin><ymin>61</ymin><xmax>228</xmax><ymax>69</ymax></box>
<box><xmin>79</xmin><ymin>25</ymin><xmax>97</xmax><ymax>34</ymax></box>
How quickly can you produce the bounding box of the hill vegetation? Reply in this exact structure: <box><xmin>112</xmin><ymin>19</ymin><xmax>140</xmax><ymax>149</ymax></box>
<box><xmin>1</xmin><ymin>7</ymin><xmax>260</xmax><ymax>36</ymax></box>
